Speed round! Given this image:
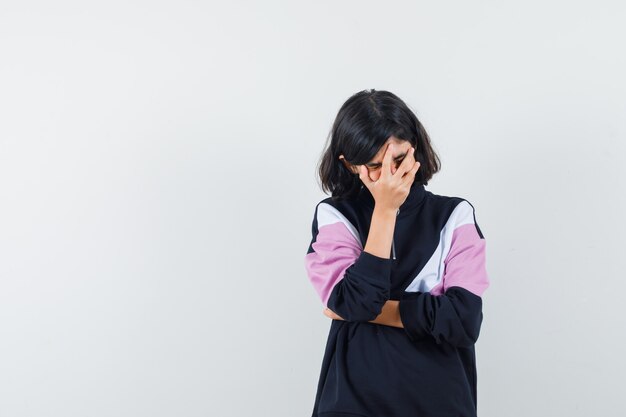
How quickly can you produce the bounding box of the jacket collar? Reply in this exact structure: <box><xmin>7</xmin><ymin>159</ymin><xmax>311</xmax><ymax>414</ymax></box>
<box><xmin>356</xmin><ymin>180</ymin><xmax>427</xmax><ymax>216</ymax></box>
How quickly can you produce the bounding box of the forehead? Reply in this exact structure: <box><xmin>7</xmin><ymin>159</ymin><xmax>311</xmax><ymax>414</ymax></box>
<box><xmin>369</xmin><ymin>136</ymin><xmax>410</xmax><ymax>163</ymax></box>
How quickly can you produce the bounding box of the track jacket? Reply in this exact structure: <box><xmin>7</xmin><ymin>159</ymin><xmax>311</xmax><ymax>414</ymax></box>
<box><xmin>304</xmin><ymin>180</ymin><xmax>490</xmax><ymax>417</ymax></box>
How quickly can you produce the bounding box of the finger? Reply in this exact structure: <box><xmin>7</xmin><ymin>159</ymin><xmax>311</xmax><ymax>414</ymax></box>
<box><xmin>380</xmin><ymin>142</ymin><xmax>394</xmax><ymax>180</ymax></box>
<box><xmin>402</xmin><ymin>160</ymin><xmax>421</xmax><ymax>187</ymax></box>
<box><xmin>326</xmin><ymin>308</ymin><xmax>343</xmax><ymax>320</ymax></box>
<box><xmin>396</xmin><ymin>146</ymin><xmax>416</xmax><ymax>179</ymax></box>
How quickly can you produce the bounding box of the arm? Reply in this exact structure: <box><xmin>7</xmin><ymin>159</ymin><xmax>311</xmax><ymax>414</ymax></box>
<box><xmin>324</xmin><ymin>300</ymin><xmax>403</xmax><ymax>328</ymax></box>
<box><xmin>398</xmin><ymin>201</ymin><xmax>490</xmax><ymax>347</ymax></box>
<box><xmin>304</xmin><ymin>202</ymin><xmax>397</xmax><ymax>322</ymax></box>
<box><xmin>363</xmin><ymin>205</ymin><xmax>398</xmax><ymax>258</ymax></box>
<box><xmin>369</xmin><ymin>300</ymin><xmax>403</xmax><ymax>327</ymax></box>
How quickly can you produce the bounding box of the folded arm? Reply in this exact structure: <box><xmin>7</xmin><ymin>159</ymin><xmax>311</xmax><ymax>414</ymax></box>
<box><xmin>324</xmin><ymin>299</ymin><xmax>403</xmax><ymax>328</ymax></box>
<box><xmin>398</xmin><ymin>201</ymin><xmax>490</xmax><ymax>347</ymax></box>
<box><xmin>304</xmin><ymin>202</ymin><xmax>396</xmax><ymax>322</ymax></box>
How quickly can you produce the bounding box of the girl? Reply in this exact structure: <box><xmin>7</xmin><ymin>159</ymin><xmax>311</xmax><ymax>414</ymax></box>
<box><xmin>304</xmin><ymin>89</ymin><xmax>490</xmax><ymax>417</ymax></box>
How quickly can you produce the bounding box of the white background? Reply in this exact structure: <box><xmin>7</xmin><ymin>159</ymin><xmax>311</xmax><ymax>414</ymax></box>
<box><xmin>1</xmin><ymin>1</ymin><xmax>625</xmax><ymax>416</ymax></box>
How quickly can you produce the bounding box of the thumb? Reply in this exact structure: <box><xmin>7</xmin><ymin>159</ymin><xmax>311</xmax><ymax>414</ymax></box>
<box><xmin>358</xmin><ymin>165</ymin><xmax>373</xmax><ymax>187</ymax></box>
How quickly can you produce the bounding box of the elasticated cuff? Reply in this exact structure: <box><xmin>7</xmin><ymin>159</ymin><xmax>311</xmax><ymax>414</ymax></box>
<box><xmin>351</xmin><ymin>250</ymin><xmax>393</xmax><ymax>279</ymax></box>
<box><xmin>399</xmin><ymin>291</ymin><xmax>430</xmax><ymax>342</ymax></box>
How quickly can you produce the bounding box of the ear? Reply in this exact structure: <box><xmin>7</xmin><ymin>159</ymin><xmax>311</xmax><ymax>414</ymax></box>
<box><xmin>339</xmin><ymin>154</ymin><xmax>359</xmax><ymax>174</ymax></box>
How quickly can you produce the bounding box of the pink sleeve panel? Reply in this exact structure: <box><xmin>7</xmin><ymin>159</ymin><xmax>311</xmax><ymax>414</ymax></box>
<box><xmin>442</xmin><ymin>222</ymin><xmax>490</xmax><ymax>297</ymax></box>
<box><xmin>304</xmin><ymin>221</ymin><xmax>363</xmax><ymax>306</ymax></box>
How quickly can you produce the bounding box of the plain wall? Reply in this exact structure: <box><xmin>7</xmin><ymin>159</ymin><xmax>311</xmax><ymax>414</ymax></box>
<box><xmin>1</xmin><ymin>1</ymin><xmax>625</xmax><ymax>416</ymax></box>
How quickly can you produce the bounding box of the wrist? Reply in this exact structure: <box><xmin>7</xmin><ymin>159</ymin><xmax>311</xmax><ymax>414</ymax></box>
<box><xmin>389</xmin><ymin>300</ymin><xmax>403</xmax><ymax>328</ymax></box>
<box><xmin>372</xmin><ymin>205</ymin><xmax>399</xmax><ymax>219</ymax></box>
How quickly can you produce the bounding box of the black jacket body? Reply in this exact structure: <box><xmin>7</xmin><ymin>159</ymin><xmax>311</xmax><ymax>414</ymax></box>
<box><xmin>304</xmin><ymin>181</ymin><xmax>490</xmax><ymax>417</ymax></box>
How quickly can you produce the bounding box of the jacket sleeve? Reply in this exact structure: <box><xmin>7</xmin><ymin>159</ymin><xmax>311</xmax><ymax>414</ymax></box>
<box><xmin>398</xmin><ymin>200</ymin><xmax>490</xmax><ymax>347</ymax></box>
<box><xmin>304</xmin><ymin>202</ymin><xmax>392</xmax><ymax>322</ymax></box>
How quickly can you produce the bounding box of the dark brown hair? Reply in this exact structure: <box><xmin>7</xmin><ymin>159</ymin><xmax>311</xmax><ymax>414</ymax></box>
<box><xmin>317</xmin><ymin>89</ymin><xmax>441</xmax><ymax>200</ymax></box>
